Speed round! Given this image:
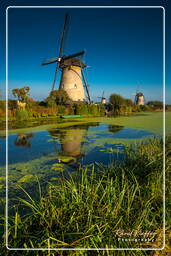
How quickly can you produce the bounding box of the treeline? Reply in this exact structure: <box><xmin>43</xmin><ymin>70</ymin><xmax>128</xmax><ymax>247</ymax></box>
<box><xmin>0</xmin><ymin>86</ymin><xmax>168</xmax><ymax>121</ymax></box>
<box><xmin>0</xmin><ymin>88</ymin><xmax>105</xmax><ymax>120</ymax></box>
<box><xmin>108</xmin><ymin>94</ymin><xmax>166</xmax><ymax>116</ymax></box>
<box><xmin>108</xmin><ymin>93</ymin><xmax>147</xmax><ymax>116</ymax></box>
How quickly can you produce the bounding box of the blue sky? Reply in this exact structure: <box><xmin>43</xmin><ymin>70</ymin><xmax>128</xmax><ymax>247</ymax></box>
<box><xmin>0</xmin><ymin>0</ymin><xmax>171</xmax><ymax>103</ymax></box>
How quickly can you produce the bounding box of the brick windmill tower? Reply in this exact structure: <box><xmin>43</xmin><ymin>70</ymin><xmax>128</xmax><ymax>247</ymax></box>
<box><xmin>42</xmin><ymin>13</ymin><xmax>91</xmax><ymax>103</ymax></box>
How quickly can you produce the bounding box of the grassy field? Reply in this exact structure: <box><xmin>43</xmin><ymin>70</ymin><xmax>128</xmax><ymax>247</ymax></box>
<box><xmin>0</xmin><ymin>134</ymin><xmax>170</xmax><ymax>255</ymax></box>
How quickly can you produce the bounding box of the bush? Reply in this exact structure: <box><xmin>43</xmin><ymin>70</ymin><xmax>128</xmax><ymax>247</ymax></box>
<box><xmin>47</xmin><ymin>90</ymin><xmax>71</xmax><ymax>106</ymax></box>
<box><xmin>88</xmin><ymin>104</ymin><xmax>97</xmax><ymax>115</ymax></box>
<box><xmin>139</xmin><ymin>105</ymin><xmax>150</xmax><ymax>111</ymax></box>
<box><xmin>125</xmin><ymin>98</ymin><xmax>134</xmax><ymax>106</ymax></box>
<box><xmin>75</xmin><ymin>103</ymin><xmax>88</xmax><ymax>115</ymax></box>
<box><xmin>16</xmin><ymin>109</ymin><xmax>29</xmax><ymax>120</ymax></box>
<box><xmin>8</xmin><ymin>100</ymin><xmax>17</xmax><ymax>110</ymax></box>
<box><xmin>58</xmin><ymin>105</ymin><xmax>67</xmax><ymax>115</ymax></box>
<box><xmin>147</xmin><ymin>101</ymin><xmax>163</xmax><ymax>109</ymax></box>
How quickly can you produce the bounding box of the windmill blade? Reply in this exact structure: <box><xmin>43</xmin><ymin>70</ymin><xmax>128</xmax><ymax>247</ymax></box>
<box><xmin>51</xmin><ymin>13</ymin><xmax>70</xmax><ymax>91</ymax></box>
<box><xmin>51</xmin><ymin>63</ymin><xmax>60</xmax><ymax>91</ymax></box>
<box><xmin>81</xmin><ymin>70</ymin><xmax>91</xmax><ymax>104</ymax></box>
<box><xmin>59</xmin><ymin>13</ymin><xmax>70</xmax><ymax>58</ymax></box>
<box><xmin>62</xmin><ymin>50</ymin><xmax>85</xmax><ymax>61</ymax></box>
<box><xmin>42</xmin><ymin>57</ymin><xmax>60</xmax><ymax>65</ymax></box>
<box><xmin>102</xmin><ymin>91</ymin><xmax>104</xmax><ymax>98</ymax></box>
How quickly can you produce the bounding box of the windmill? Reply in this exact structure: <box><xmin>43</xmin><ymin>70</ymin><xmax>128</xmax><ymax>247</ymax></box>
<box><xmin>42</xmin><ymin>13</ymin><xmax>91</xmax><ymax>103</ymax></box>
<box><xmin>98</xmin><ymin>91</ymin><xmax>106</xmax><ymax>104</ymax></box>
<box><xmin>133</xmin><ymin>92</ymin><xmax>145</xmax><ymax>105</ymax></box>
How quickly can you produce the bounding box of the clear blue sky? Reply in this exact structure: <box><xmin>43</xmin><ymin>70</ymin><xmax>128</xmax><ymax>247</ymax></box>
<box><xmin>0</xmin><ymin>0</ymin><xmax>171</xmax><ymax>103</ymax></box>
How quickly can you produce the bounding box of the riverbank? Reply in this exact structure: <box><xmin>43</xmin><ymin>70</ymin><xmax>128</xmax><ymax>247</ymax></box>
<box><xmin>0</xmin><ymin>111</ymin><xmax>170</xmax><ymax>136</ymax></box>
<box><xmin>1</xmin><ymin>135</ymin><xmax>170</xmax><ymax>254</ymax></box>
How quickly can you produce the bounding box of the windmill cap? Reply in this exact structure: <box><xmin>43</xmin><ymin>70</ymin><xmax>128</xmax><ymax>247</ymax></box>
<box><xmin>136</xmin><ymin>92</ymin><xmax>144</xmax><ymax>96</ymax></box>
<box><xmin>60</xmin><ymin>58</ymin><xmax>86</xmax><ymax>68</ymax></box>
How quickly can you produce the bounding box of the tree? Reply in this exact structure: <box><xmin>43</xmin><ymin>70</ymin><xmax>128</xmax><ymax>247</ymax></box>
<box><xmin>109</xmin><ymin>94</ymin><xmax>125</xmax><ymax>108</ymax></box>
<box><xmin>48</xmin><ymin>90</ymin><xmax>71</xmax><ymax>105</ymax></box>
<box><xmin>12</xmin><ymin>86</ymin><xmax>30</xmax><ymax>102</ymax></box>
<box><xmin>125</xmin><ymin>98</ymin><xmax>133</xmax><ymax>106</ymax></box>
<box><xmin>147</xmin><ymin>101</ymin><xmax>163</xmax><ymax>108</ymax></box>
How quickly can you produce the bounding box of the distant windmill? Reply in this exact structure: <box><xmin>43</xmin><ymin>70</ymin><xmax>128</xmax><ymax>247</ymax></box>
<box><xmin>133</xmin><ymin>91</ymin><xmax>145</xmax><ymax>105</ymax></box>
<box><xmin>42</xmin><ymin>13</ymin><xmax>91</xmax><ymax>103</ymax></box>
<box><xmin>97</xmin><ymin>91</ymin><xmax>106</xmax><ymax>104</ymax></box>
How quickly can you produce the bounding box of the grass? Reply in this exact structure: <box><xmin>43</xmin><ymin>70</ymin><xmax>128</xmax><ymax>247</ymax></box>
<box><xmin>1</xmin><ymin>135</ymin><xmax>170</xmax><ymax>256</ymax></box>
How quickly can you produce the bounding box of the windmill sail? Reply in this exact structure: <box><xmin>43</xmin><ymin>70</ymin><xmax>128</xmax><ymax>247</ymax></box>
<box><xmin>52</xmin><ymin>13</ymin><xmax>70</xmax><ymax>91</ymax></box>
<box><xmin>81</xmin><ymin>70</ymin><xmax>91</xmax><ymax>103</ymax></box>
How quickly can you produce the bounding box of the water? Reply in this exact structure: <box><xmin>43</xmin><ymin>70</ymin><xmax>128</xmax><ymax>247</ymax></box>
<box><xmin>0</xmin><ymin>122</ymin><xmax>155</xmax><ymax>167</ymax></box>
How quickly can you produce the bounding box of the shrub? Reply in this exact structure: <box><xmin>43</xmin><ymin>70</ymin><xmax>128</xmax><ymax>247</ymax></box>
<box><xmin>16</xmin><ymin>109</ymin><xmax>29</xmax><ymax>120</ymax></box>
<box><xmin>147</xmin><ymin>101</ymin><xmax>163</xmax><ymax>109</ymax></box>
<box><xmin>8</xmin><ymin>100</ymin><xmax>17</xmax><ymax>110</ymax></box>
<box><xmin>125</xmin><ymin>98</ymin><xmax>134</xmax><ymax>106</ymax></box>
<box><xmin>88</xmin><ymin>104</ymin><xmax>97</xmax><ymax>115</ymax></box>
<box><xmin>139</xmin><ymin>105</ymin><xmax>150</xmax><ymax>111</ymax></box>
<box><xmin>58</xmin><ymin>105</ymin><xmax>67</xmax><ymax>114</ymax></box>
<box><xmin>47</xmin><ymin>90</ymin><xmax>71</xmax><ymax>106</ymax></box>
<box><xmin>75</xmin><ymin>103</ymin><xmax>88</xmax><ymax>115</ymax></box>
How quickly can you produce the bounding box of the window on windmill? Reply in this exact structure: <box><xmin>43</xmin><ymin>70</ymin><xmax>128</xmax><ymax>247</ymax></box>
<box><xmin>74</xmin><ymin>84</ymin><xmax>77</xmax><ymax>88</ymax></box>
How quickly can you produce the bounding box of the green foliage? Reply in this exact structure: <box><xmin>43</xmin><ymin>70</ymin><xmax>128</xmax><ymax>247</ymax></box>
<box><xmin>12</xmin><ymin>86</ymin><xmax>30</xmax><ymax>102</ymax></box>
<box><xmin>109</xmin><ymin>94</ymin><xmax>127</xmax><ymax>116</ymax></box>
<box><xmin>58</xmin><ymin>105</ymin><xmax>67</xmax><ymax>114</ymax></box>
<box><xmin>8</xmin><ymin>99</ymin><xmax>17</xmax><ymax>110</ymax></box>
<box><xmin>45</xmin><ymin>96</ymin><xmax>57</xmax><ymax>107</ymax></box>
<box><xmin>16</xmin><ymin>109</ymin><xmax>29</xmax><ymax>120</ymax></box>
<box><xmin>125</xmin><ymin>98</ymin><xmax>134</xmax><ymax>106</ymax></box>
<box><xmin>147</xmin><ymin>101</ymin><xmax>163</xmax><ymax>108</ymax></box>
<box><xmin>75</xmin><ymin>103</ymin><xmax>88</xmax><ymax>115</ymax></box>
<box><xmin>139</xmin><ymin>105</ymin><xmax>150</xmax><ymax>111</ymax></box>
<box><xmin>88</xmin><ymin>104</ymin><xmax>99</xmax><ymax>115</ymax></box>
<box><xmin>109</xmin><ymin>93</ymin><xmax>125</xmax><ymax>107</ymax></box>
<box><xmin>48</xmin><ymin>90</ymin><xmax>71</xmax><ymax>106</ymax></box>
<box><xmin>74</xmin><ymin>103</ymin><xmax>104</xmax><ymax>116</ymax></box>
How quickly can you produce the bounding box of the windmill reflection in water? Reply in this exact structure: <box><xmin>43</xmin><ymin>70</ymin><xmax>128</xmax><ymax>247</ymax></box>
<box><xmin>48</xmin><ymin>123</ymin><xmax>99</xmax><ymax>164</ymax></box>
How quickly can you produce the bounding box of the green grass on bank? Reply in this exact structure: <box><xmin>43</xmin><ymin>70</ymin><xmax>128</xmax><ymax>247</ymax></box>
<box><xmin>1</xmin><ymin>135</ymin><xmax>170</xmax><ymax>256</ymax></box>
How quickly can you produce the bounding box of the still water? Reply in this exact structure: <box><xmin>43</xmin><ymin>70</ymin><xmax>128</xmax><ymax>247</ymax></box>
<box><xmin>0</xmin><ymin>122</ymin><xmax>156</xmax><ymax>167</ymax></box>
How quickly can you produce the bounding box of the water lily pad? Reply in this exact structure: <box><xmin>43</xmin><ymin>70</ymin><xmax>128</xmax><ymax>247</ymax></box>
<box><xmin>58</xmin><ymin>156</ymin><xmax>76</xmax><ymax>163</ymax></box>
<box><xmin>51</xmin><ymin>163</ymin><xmax>64</xmax><ymax>172</ymax></box>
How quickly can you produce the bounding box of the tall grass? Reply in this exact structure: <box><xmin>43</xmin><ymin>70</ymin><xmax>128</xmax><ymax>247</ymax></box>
<box><xmin>2</xmin><ymin>135</ymin><xmax>170</xmax><ymax>255</ymax></box>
